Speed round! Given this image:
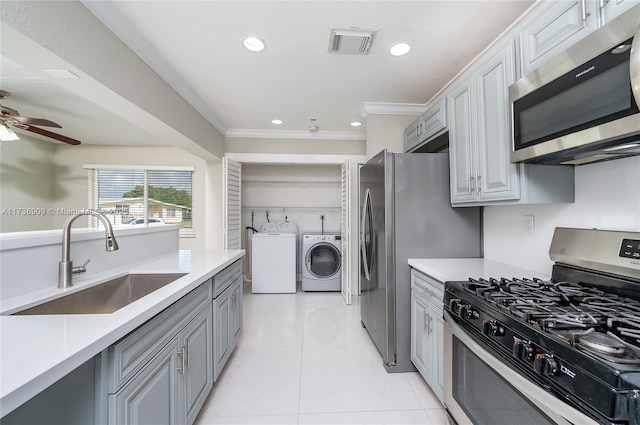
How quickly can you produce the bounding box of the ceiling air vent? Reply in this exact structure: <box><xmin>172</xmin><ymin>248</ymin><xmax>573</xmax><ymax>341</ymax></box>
<box><xmin>328</xmin><ymin>28</ymin><xmax>377</xmax><ymax>55</ymax></box>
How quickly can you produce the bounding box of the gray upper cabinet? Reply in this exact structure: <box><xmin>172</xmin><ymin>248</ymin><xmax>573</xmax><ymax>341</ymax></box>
<box><xmin>404</xmin><ymin>98</ymin><xmax>448</xmax><ymax>152</ymax></box>
<box><xmin>448</xmin><ymin>39</ymin><xmax>575</xmax><ymax>207</ymax></box>
<box><xmin>403</xmin><ymin>120</ymin><xmax>421</xmax><ymax>152</ymax></box>
<box><xmin>474</xmin><ymin>41</ymin><xmax>521</xmax><ymax>202</ymax></box>
<box><xmin>520</xmin><ymin>0</ymin><xmax>599</xmax><ymax>76</ymax></box>
<box><xmin>600</xmin><ymin>0</ymin><xmax>640</xmax><ymax>23</ymax></box>
<box><xmin>449</xmin><ymin>41</ymin><xmax>520</xmax><ymax>204</ymax></box>
<box><xmin>448</xmin><ymin>76</ymin><xmax>477</xmax><ymax>203</ymax></box>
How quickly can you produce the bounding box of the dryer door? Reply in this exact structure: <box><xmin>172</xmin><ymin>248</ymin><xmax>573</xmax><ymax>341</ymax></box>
<box><xmin>306</xmin><ymin>243</ymin><xmax>341</xmax><ymax>278</ymax></box>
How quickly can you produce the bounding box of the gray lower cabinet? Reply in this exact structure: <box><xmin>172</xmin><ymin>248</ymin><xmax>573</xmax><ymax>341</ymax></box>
<box><xmin>2</xmin><ymin>259</ymin><xmax>245</xmax><ymax>425</ymax></box>
<box><xmin>213</xmin><ymin>260</ymin><xmax>243</xmax><ymax>381</ymax></box>
<box><xmin>108</xmin><ymin>282</ymin><xmax>213</xmax><ymax>425</ymax></box>
<box><xmin>410</xmin><ymin>269</ymin><xmax>444</xmax><ymax>403</ymax></box>
<box><xmin>109</xmin><ymin>338</ymin><xmax>180</xmax><ymax>425</ymax></box>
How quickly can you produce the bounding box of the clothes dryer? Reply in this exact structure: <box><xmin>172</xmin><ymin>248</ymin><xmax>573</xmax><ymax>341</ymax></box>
<box><xmin>301</xmin><ymin>234</ymin><xmax>341</xmax><ymax>291</ymax></box>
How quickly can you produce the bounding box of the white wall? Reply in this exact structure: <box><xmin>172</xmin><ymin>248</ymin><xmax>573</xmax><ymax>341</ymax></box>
<box><xmin>484</xmin><ymin>156</ymin><xmax>640</xmax><ymax>274</ymax></box>
<box><xmin>50</xmin><ymin>144</ymin><xmax>221</xmax><ymax>251</ymax></box>
<box><xmin>0</xmin><ymin>226</ymin><xmax>180</xmax><ymax>302</ymax></box>
<box><xmin>226</xmin><ymin>137</ymin><xmax>365</xmax><ymax>155</ymax></box>
<box><xmin>364</xmin><ymin>114</ymin><xmax>416</xmax><ymax>157</ymax></box>
<box><xmin>0</xmin><ymin>137</ymin><xmax>55</xmax><ymax>232</ymax></box>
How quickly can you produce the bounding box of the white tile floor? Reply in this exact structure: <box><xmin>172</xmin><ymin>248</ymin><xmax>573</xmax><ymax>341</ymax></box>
<box><xmin>195</xmin><ymin>284</ymin><xmax>447</xmax><ymax>425</ymax></box>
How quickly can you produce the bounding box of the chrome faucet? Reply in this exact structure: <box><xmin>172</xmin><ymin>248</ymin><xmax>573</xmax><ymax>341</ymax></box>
<box><xmin>59</xmin><ymin>209</ymin><xmax>119</xmax><ymax>289</ymax></box>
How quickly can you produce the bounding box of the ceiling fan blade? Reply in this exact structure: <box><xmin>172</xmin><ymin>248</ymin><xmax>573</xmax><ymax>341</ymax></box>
<box><xmin>21</xmin><ymin>125</ymin><xmax>82</xmax><ymax>145</ymax></box>
<box><xmin>3</xmin><ymin>115</ymin><xmax>62</xmax><ymax>128</ymax></box>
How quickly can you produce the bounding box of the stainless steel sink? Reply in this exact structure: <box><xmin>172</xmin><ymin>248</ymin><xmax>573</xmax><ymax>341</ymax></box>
<box><xmin>13</xmin><ymin>273</ymin><xmax>188</xmax><ymax>315</ymax></box>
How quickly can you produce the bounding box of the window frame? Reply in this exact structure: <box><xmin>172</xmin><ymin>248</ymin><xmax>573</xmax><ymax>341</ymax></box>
<box><xmin>85</xmin><ymin>164</ymin><xmax>195</xmax><ymax>238</ymax></box>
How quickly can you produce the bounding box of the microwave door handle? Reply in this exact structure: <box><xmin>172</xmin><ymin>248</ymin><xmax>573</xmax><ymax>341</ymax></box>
<box><xmin>631</xmin><ymin>24</ymin><xmax>640</xmax><ymax>109</ymax></box>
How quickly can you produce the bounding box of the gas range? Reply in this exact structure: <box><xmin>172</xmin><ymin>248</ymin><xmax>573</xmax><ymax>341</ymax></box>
<box><xmin>444</xmin><ymin>228</ymin><xmax>640</xmax><ymax>425</ymax></box>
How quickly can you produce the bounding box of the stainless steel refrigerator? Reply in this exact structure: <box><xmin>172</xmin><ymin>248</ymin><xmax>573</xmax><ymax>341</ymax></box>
<box><xmin>359</xmin><ymin>150</ymin><xmax>482</xmax><ymax>372</ymax></box>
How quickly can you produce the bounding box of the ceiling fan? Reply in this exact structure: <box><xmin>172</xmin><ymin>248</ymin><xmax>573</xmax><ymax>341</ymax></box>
<box><xmin>0</xmin><ymin>90</ymin><xmax>81</xmax><ymax>145</ymax></box>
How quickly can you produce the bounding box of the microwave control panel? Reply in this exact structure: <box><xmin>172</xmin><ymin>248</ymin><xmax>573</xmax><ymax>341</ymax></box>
<box><xmin>619</xmin><ymin>239</ymin><xmax>640</xmax><ymax>259</ymax></box>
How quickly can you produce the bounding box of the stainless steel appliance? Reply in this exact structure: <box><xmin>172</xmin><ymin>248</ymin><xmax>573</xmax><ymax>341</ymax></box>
<box><xmin>359</xmin><ymin>150</ymin><xmax>482</xmax><ymax>372</ymax></box>
<box><xmin>510</xmin><ymin>6</ymin><xmax>640</xmax><ymax>166</ymax></box>
<box><xmin>301</xmin><ymin>234</ymin><xmax>342</xmax><ymax>292</ymax></box>
<box><xmin>443</xmin><ymin>227</ymin><xmax>640</xmax><ymax>425</ymax></box>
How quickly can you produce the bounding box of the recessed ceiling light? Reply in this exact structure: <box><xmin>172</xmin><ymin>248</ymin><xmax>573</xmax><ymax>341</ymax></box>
<box><xmin>390</xmin><ymin>42</ymin><xmax>411</xmax><ymax>57</ymax></box>
<box><xmin>271</xmin><ymin>119</ymin><xmax>283</xmax><ymax>125</ymax></box>
<box><xmin>243</xmin><ymin>37</ymin><xmax>266</xmax><ymax>52</ymax></box>
<box><xmin>350</xmin><ymin>121</ymin><xmax>362</xmax><ymax>127</ymax></box>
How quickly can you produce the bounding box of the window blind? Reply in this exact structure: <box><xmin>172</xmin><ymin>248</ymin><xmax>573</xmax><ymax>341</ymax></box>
<box><xmin>87</xmin><ymin>167</ymin><xmax>194</xmax><ymax>237</ymax></box>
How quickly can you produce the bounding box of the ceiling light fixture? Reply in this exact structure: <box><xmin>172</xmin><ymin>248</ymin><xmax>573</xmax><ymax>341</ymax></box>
<box><xmin>243</xmin><ymin>37</ymin><xmax>266</xmax><ymax>52</ymax></box>
<box><xmin>350</xmin><ymin>121</ymin><xmax>362</xmax><ymax>127</ymax></box>
<box><xmin>0</xmin><ymin>121</ymin><xmax>20</xmax><ymax>141</ymax></box>
<box><xmin>272</xmin><ymin>119</ymin><xmax>283</xmax><ymax>125</ymax></box>
<box><xmin>390</xmin><ymin>42</ymin><xmax>411</xmax><ymax>57</ymax></box>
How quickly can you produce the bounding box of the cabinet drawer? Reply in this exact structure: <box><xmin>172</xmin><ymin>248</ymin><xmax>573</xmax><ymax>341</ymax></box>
<box><xmin>108</xmin><ymin>282</ymin><xmax>211</xmax><ymax>393</ymax></box>
<box><xmin>213</xmin><ymin>260</ymin><xmax>242</xmax><ymax>298</ymax></box>
<box><xmin>411</xmin><ymin>269</ymin><xmax>445</xmax><ymax>309</ymax></box>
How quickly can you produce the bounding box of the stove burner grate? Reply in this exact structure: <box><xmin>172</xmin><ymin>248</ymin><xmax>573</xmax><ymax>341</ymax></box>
<box><xmin>461</xmin><ymin>276</ymin><xmax>640</xmax><ymax>355</ymax></box>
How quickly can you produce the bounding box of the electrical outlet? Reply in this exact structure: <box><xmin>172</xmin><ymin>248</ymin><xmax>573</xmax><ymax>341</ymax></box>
<box><xmin>524</xmin><ymin>215</ymin><xmax>535</xmax><ymax>235</ymax></box>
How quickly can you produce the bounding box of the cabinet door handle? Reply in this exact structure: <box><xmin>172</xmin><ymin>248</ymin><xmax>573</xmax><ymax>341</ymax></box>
<box><xmin>599</xmin><ymin>0</ymin><xmax>609</xmax><ymax>7</ymax></box>
<box><xmin>469</xmin><ymin>176</ymin><xmax>475</xmax><ymax>193</ymax></box>
<box><xmin>427</xmin><ymin>313</ymin><xmax>433</xmax><ymax>333</ymax></box>
<box><xmin>424</xmin><ymin>312</ymin><xmax>429</xmax><ymax>331</ymax></box>
<box><xmin>476</xmin><ymin>175</ymin><xmax>482</xmax><ymax>192</ymax></box>
<box><xmin>184</xmin><ymin>342</ymin><xmax>190</xmax><ymax>368</ymax></box>
<box><xmin>177</xmin><ymin>346</ymin><xmax>186</xmax><ymax>374</ymax></box>
<box><xmin>581</xmin><ymin>0</ymin><xmax>591</xmax><ymax>21</ymax></box>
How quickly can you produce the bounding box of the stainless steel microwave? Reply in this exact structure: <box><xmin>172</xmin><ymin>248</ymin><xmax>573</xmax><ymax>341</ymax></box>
<box><xmin>510</xmin><ymin>7</ymin><xmax>640</xmax><ymax>165</ymax></box>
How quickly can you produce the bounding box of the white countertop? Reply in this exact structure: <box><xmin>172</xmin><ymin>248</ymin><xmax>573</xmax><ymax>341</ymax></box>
<box><xmin>408</xmin><ymin>258</ymin><xmax>550</xmax><ymax>283</ymax></box>
<box><xmin>0</xmin><ymin>249</ymin><xmax>244</xmax><ymax>417</ymax></box>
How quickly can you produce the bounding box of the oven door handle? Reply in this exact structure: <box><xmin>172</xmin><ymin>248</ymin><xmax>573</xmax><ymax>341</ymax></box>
<box><xmin>443</xmin><ymin>311</ymin><xmax>601</xmax><ymax>425</ymax></box>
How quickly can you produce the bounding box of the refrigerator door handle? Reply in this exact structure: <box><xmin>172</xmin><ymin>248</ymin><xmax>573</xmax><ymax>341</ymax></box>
<box><xmin>360</xmin><ymin>188</ymin><xmax>372</xmax><ymax>281</ymax></box>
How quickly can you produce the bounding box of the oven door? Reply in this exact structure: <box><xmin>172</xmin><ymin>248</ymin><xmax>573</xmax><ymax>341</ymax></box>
<box><xmin>443</xmin><ymin>311</ymin><xmax>600</xmax><ymax>425</ymax></box>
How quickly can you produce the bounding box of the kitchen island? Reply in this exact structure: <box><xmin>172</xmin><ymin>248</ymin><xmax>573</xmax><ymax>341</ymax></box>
<box><xmin>0</xmin><ymin>248</ymin><xmax>244</xmax><ymax>421</ymax></box>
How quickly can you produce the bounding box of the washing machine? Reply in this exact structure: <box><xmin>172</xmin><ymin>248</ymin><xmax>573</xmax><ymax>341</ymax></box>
<box><xmin>251</xmin><ymin>222</ymin><xmax>298</xmax><ymax>294</ymax></box>
<box><xmin>301</xmin><ymin>234</ymin><xmax>342</xmax><ymax>292</ymax></box>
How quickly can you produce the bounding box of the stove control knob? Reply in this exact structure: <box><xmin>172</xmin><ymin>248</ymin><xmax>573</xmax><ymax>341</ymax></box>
<box><xmin>459</xmin><ymin>305</ymin><xmax>478</xmax><ymax>320</ymax></box>
<box><xmin>533</xmin><ymin>354</ymin><xmax>558</xmax><ymax>376</ymax></box>
<box><xmin>482</xmin><ymin>320</ymin><xmax>505</xmax><ymax>337</ymax></box>
<box><xmin>513</xmin><ymin>339</ymin><xmax>535</xmax><ymax>360</ymax></box>
<box><xmin>449</xmin><ymin>299</ymin><xmax>461</xmax><ymax>314</ymax></box>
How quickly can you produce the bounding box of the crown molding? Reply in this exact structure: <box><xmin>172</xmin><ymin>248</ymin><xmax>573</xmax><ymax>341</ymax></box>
<box><xmin>225</xmin><ymin>152</ymin><xmax>367</xmax><ymax>165</ymax></box>
<box><xmin>225</xmin><ymin>129</ymin><xmax>365</xmax><ymax>140</ymax></box>
<box><xmin>359</xmin><ymin>102</ymin><xmax>427</xmax><ymax>118</ymax></box>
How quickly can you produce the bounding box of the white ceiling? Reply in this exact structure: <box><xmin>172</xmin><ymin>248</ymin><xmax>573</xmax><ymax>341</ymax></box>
<box><xmin>1</xmin><ymin>0</ymin><xmax>535</xmax><ymax>148</ymax></box>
